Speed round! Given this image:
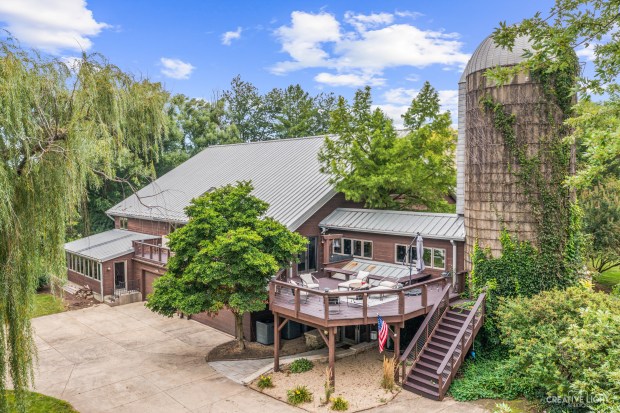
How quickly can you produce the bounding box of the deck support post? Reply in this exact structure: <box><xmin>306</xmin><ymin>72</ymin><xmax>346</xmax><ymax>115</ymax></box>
<box><xmin>393</xmin><ymin>324</ymin><xmax>401</xmax><ymax>382</ymax></box>
<box><xmin>274</xmin><ymin>313</ymin><xmax>280</xmax><ymax>372</ymax></box>
<box><xmin>328</xmin><ymin>326</ymin><xmax>336</xmax><ymax>386</ymax></box>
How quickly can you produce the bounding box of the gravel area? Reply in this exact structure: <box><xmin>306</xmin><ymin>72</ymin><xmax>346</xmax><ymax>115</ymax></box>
<box><xmin>251</xmin><ymin>349</ymin><xmax>400</xmax><ymax>412</ymax></box>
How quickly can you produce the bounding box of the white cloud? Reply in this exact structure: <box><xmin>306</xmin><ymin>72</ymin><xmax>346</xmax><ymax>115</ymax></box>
<box><xmin>344</xmin><ymin>11</ymin><xmax>394</xmax><ymax>32</ymax></box>
<box><xmin>221</xmin><ymin>27</ymin><xmax>242</xmax><ymax>46</ymax></box>
<box><xmin>272</xmin><ymin>11</ymin><xmax>341</xmax><ymax>74</ymax></box>
<box><xmin>160</xmin><ymin>58</ymin><xmax>195</xmax><ymax>80</ymax></box>
<box><xmin>272</xmin><ymin>11</ymin><xmax>469</xmax><ymax>87</ymax></box>
<box><xmin>0</xmin><ymin>0</ymin><xmax>108</xmax><ymax>53</ymax></box>
<box><xmin>314</xmin><ymin>71</ymin><xmax>385</xmax><ymax>87</ymax></box>
<box><xmin>576</xmin><ymin>46</ymin><xmax>595</xmax><ymax>61</ymax></box>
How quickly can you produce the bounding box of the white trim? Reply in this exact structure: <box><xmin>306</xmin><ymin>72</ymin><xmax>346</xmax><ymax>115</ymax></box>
<box><xmin>113</xmin><ymin>260</ymin><xmax>128</xmax><ymax>289</ymax></box>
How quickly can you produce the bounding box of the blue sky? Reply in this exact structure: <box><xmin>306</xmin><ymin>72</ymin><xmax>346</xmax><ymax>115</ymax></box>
<box><xmin>0</xmin><ymin>0</ymin><xmax>569</xmax><ymax>125</ymax></box>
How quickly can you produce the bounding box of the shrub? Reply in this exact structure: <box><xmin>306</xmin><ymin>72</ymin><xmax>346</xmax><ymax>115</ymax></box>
<box><xmin>330</xmin><ymin>396</ymin><xmax>349</xmax><ymax>411</ymax></box>
<box><xmin>287</xmin><ymin>385</ymin><xmax>312</xmax><ymax>405</ymax></box>
<box><xmin>493</xmin><ymin>402</ymin><xmax>513</xmax><ymax>413</ymax></box>
<box><xmin>289</xmin><ymin>358</ymin><xmax>313</xmax><ymax>373</ymax></box>
<box><xmin>496</xmin><ymin>286</ymin><xmax>620</xmax><ymax>411</ymax></box>
<box><xmin>381</xmin><ymin>356</ymin><xmax>397</xmax><ymax>391</ymax></box>
<box><xmin>256</xmin><ymin>374</ymin><xmax>273</xmax><ymax>390</ymax></box>
<box><xmin>36</xmin><ymin>273</ymin><xmax>50</xmax><ymax>291</ymax></box>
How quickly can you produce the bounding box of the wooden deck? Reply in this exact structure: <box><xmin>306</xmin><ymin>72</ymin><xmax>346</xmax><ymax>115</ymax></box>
<box><xmin>132</xmin><ymin>240</ymin><xmax>171</xmax><ymax>265</ymax></box>
<box><xmin>269</xmin><ymin>276</ymin><xmax>449</xmax><ymax>328</ymax></box>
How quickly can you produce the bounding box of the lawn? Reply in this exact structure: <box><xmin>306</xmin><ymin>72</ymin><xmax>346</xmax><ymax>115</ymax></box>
<box><xmin>6</xmin><ymin>390</ymin><xmax>78</xmax><ymax>413</ymax></box>
<box><xmin>32</xmin><ymin>293</ymin><xmax>65</xmax><ymax>318</ymax></box>
<box><xmin>594</xmin><ymin>267</ymin><xmax>620</xmax><ymax>292</ymax></box>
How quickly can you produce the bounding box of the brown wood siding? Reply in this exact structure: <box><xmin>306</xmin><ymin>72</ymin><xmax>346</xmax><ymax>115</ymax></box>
<box><xmin>101</xmin><ymin>253</ymin><xmax>134</xmax><ymax>296</ymax></box>
<box><xmin>295</xmin><ymin>193</ymin><xmax>363</xmax><ymax>277</ymax></box>
<box><xmin>114</xmin><ymin>216</ymin><xmax>177</xmax><ymax>236</ymax></box>
<box><xmin>324</xmin><ymin>230</ymin><xmax>465</xmax><ymax>276</ymax></box>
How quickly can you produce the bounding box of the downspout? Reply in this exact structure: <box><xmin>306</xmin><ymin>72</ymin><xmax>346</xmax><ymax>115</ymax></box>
<box><xmin>99</xmin><ymin>261</ymin><xmax>104</xmax><ymax>302</ymax></box>
<box><xmin>450</xmin><ymin>240</ymin><xmax>457</xmax><ymax>292</ymax></box>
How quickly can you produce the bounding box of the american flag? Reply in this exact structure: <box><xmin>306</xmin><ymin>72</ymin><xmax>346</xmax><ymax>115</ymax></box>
<box><xmin>377</xmin><ymin>315</ymin><xmax>388</xmax><ymax>353</ymax></box>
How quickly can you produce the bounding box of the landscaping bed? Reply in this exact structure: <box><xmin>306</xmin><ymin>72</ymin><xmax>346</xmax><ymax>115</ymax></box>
<box><xmin>207</xmin><ymin>336</ymin><xmax>309</xmax><ymax>361</ymax></box>
<box><xmin>250</xmin><ymin>349</ymin><xmax>400</xmax><ymax>412</ymax></box>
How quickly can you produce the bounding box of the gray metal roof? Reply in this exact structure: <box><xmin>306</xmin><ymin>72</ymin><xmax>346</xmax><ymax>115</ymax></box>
<box><xmin>341</xmin><ymin>259</ymin><xmax>417</xmax><ymax>281</ymax></box>
<box><xmin>64</xmin><ymin>229</ymin><xmax>158</xmax><ymax>261</ymax></box>
<box><xmin>459</xmin><ymin>35</ymin><xmax>533</xmax><ymax>81</ymax></box>
<box><xmin>106</xmin><ymin>136</ymin><xmax>336</xmax><ymax>231</ymax></box>
<box><xmin>320</xmin><ymin>208</ymin><xmax>465</xmax><ymax>241</ymax></box>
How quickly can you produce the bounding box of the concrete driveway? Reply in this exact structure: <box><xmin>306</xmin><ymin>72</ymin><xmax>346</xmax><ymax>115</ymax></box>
<box><xmin>33</xmin><ymin>303</ymin><xmax>487</xmax><ymax>413</ymax></box>
<box><xmin>32</xmin><ymin>302</ymin><xmax>293</xmax><ymax>413</ymax></box>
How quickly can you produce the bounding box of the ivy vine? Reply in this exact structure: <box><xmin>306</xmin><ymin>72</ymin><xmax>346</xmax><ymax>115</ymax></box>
<box><xmin>472</xmin><ymin>57</ymin><xmax>584</xmax><ymax>343</ymax></box>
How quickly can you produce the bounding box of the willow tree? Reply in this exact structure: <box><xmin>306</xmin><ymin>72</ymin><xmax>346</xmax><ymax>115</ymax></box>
<box><xmin>0</xmin><ymin>36</ymin><xmax>167</xmax><ymax>410</ymax></box>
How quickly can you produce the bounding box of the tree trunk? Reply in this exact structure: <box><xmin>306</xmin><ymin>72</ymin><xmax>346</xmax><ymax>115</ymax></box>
<box><xmin>233</xmin><ymin>312</ymin><xmax>245</xmax><ymax>350</ymax></box>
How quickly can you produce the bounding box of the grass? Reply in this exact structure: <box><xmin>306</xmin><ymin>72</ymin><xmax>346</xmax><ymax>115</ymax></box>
<box><xmin>595</xmin><ymin>267</ymin><xmax>620</xmax><ymax>290</ymax></box>
<box><xmin>32</xmin><ymin>293</ymin><xmax>65</xmax><ymax>318</ymax></box>
<box><xmin>6</xmin><ymin>390</ymin><xmax>78</xmax><ymax>413</ymax></box>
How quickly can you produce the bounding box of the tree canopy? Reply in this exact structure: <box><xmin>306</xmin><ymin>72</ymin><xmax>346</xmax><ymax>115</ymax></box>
<box><xmin>319</xmin><ymin>83</ymin><xmax>456</xmax><ymax>211</ymax></box>
<box><xmin>0</xmin><ymin>37</ymin><xmax>167</xmax><ymax>410</ymax></box>
<box><xmin>146</xmin><ymin>181</ymin><xmax>307</xmax><ymax>348</ymax></box>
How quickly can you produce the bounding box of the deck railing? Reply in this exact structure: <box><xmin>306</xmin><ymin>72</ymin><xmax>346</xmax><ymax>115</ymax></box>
<box><xmin>436</xmin><ymin>293</ymin><xmax>486</xmax><ymax>399</ymax></box>
<box><xmin>132</xmin><ymin>240</ymin><xmax>171</xmax><ymax>265</ymax></box>
<box><xmin>399</xmin><ymin>283</ymin><xmax>452</xmax><ymax>383</ymax></box>
<box><xmin>269</xmin><ymin>276</ymin><xmax>448</xmax><ymax>326</ymax></box>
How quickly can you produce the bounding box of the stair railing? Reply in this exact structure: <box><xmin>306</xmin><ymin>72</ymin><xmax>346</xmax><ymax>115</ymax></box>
<box><xmin>399</xmin><ymin>284</ymin><xmax>452</xmax><ymax>383</ymax></box>
<box><xmin>435</xmin><ymin>293</ymin><xmax>486</xmax><ymax>398</ymax></box>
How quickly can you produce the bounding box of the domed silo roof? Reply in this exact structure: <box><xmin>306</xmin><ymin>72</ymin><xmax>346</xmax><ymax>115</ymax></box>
<box><xmin>459</xmin><ymin>35</ymin><xmax>533</xmax><ymax>82</ymax></box>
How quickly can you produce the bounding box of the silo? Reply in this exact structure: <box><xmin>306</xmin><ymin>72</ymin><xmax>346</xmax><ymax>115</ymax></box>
<box><xmin>457</xmin><ymin>36</ymin><xmax>568</xmax><ymax>269</ymax></box>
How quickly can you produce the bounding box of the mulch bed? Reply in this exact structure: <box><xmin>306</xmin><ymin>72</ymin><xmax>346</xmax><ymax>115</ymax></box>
<box><xmin>41</xmin><ymin>285</ymin><xmax>98</xmax><ymax>311</ymax></box>
<box><xmin>207</xmin><ymin>335</ymin><xmax>310</xmax><ymax>361</ymax></box>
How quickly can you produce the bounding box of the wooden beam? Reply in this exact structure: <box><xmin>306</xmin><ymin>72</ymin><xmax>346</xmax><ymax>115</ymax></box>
<box><xmin>328</xmin><ymin>327</ymin><xmax>336</xmax><ymax>386</ymax></box>
<box><xmin>277</xmin><ymin>318</ymin><xmax>289</xmax><ymax>332</ymax></box>
<box><xmin>274</xmin><ymin>313</ymin><xmax>280</xmax><ymax>372</ymax></box>
<box><xmin>317</xmin><ymin>328</ymin><xmax>329</xmax><ymax>347</ymax></box>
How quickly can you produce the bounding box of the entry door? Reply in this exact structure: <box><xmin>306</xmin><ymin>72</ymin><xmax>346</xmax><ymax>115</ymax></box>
<box><xmin>114</xmin><ymin>261</ymin><xmax>126</xmax><ymax>289</ymax></box>
<box><xmin>297</xmin><ymin>237</ymin><xmax>317</xmax><ymax>273</ymax></box>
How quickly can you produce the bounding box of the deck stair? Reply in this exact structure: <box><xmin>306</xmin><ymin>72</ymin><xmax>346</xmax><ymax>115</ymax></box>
<box><xmin>400</xmin><ymin>289</ymin><xmax>486</xmax><ymax>400</ymax></box>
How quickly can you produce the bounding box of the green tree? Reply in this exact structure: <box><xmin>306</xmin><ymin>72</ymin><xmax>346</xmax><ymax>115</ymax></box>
<box><xmin>223</xmin><ymin>76</ymin><xmax>270</xmax><ymax>142</ymax></box>
<box><xmin>0</xmin><ymin>37</ymin><xmax>167</xmax><ymax>411</ymax></box>
<box><xmin>490</xmin><ymin>0</ymin><xmax>620</xmax><ymax>189</ymax></box>
<box><xmin>581</xmin><ymin>178</ymin><xmax>620</xmax><ymax>273</ymax></box>
<box><xmin>319</xmin><ymin>83</ymin><xmax>456</xmax><ymax>211</ymax></box>
<box><xmin>264</xmin><ymin>85</ymin><xmax>335</xmax><ymax>139</ymax></box>
<box><xmin>146</xmin><ymin>182</ymin><xmax>307</xmax><ymax>349</ymax></box>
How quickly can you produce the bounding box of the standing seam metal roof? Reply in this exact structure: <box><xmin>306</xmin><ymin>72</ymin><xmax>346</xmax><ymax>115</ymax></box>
<box><xmin>64</xmin><ymin>229</ymin><xmax>158</xmax><ymax>261</ymax></box>
<box><xmin>320</xmin><ymin>208</ymin><xmax>465</xmax><ymax>241</ymax></box>
<box><xmin>106</xmin><ymin>136</ymin><xmax>336</xmax><ymax>231</ymax></box>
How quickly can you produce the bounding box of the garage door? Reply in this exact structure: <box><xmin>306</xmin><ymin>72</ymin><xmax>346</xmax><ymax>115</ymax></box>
<box><xmin>143</xmin><ymin>271</ymin><xmax>159</xmax><ymax>298</ymax></box>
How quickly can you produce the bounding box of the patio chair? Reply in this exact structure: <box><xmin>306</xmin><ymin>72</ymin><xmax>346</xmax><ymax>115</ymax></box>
<box><xmin>299</xmin><ymin>273</ymin><xmax>320</xmax><ymax>289</ymax></box>
<box><xmin>337</xmin><ymin>270</ymin><xmax>370</xmax><ymax>290</ymax></box>
<box><xmin>289</xmin><ymin>280</ymin><xmax>310</xmax><ymax>303</ymax></box>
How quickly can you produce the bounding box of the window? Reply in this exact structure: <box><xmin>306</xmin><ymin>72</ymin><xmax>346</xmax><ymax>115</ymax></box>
<box><xmin>363</xmin><ymin>241</ymin><xmax>372</xmax><ymax>258</ymax></box>
<box><xmin>343</xmin><ymin>239</ymin><xmax>352</xmax><ymax>255</ymax></box>
<box><xmin>298</xmin><ymin>237</ymin><xmax>317</xmax><ymax>273</ymax></box>
<box><xmin>333</xmin><ymin>239</ymin><xmax>342</xmax><ymax>254</ymax></box>
<box><xmin>66</xmin><ymin>253</ymin><xmax>102</xmax><ymax>281</ymax></box>
<box><xmin>396</xmin><ymin>245</ymin><xmax>407</xmax><ymax>263</ymax></box>
<box><xmin>423</xmin><ymin>248</ymin><xmax>432</xmax><ymax>267</ymax></box>
<box><xmin>399</xmin><ymin>246</ymin><xmax>447</xmax><ymax>269</ymax></box>
<box><xmin>433</xmin><ymin>249</ymin><xmax>446</xmax><ymax>269</ymax></box>
<box><xmin>340</xmin><ymin>238</ymin><xmax>372</xmax><ymax>259</ymax></box>
<box><xmin>119</xmin><ymin>217</ymin><xmax>128</xmax><ymax>230</ymax></box>
<box><xmin>395</xmin><ymin>244</ymin><xmax>417</xmax><ymax>265</ymax></box>
<box><xmin>353</xmin><ymin>240</ymin><xmax>362</xmax><ymax>257</ymax></box>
